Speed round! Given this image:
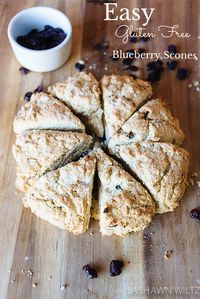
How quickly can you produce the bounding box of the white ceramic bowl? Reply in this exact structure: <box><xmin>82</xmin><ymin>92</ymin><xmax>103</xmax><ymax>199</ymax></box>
<box><xmin>7</xmin><ymin>6</ymin><xmax>72</xmax><ymax>72</ymax></box>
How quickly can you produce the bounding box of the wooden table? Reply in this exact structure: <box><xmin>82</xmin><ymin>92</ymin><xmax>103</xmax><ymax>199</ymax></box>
<box><xmin>0</xmin><ymin>1</ymin><xmax>199</xmax><ymax>298</ymax></box>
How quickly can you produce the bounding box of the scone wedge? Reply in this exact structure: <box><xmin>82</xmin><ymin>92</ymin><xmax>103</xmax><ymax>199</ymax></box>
<box><xmin>119</xmin><ymin>142</ymin><xmax>189</xmax><ymax>214</ymax></box>
<box><xmin>48</xmin><ymin>72</ymin><xmax>104</xmax><ymax>137</ymax></box>
<box><xmin>23</xmin><ymin>155</ymin><xmax>96</xmax><ymax>234</ymax></box>
<box><xmin>95</xmin><ymin>149</ymin><xmax>155</xmax><ymax>236</ymax></box>
<box><xmin>13</xmin><ymin>92</ymin><xmax>85</xmax><ymax>134</ymax></box>
<box><xmin>101</xmin><ymin>75</ymin><xmax>152</xmax><ymax>141</ymax></box>
<box><xmin>12</xmin><ymin>131</ymin><xmax>93</xmax><ymax>192</ymax></box>
<box><xmin>109</xmin><ymin>98</ymin><xmax>185</xmax><ymax>151</ymax></box>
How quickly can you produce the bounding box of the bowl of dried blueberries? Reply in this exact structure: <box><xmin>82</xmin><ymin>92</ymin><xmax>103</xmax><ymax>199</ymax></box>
<box><xmin>7</xmin><ymin>6</ymin><xmax>72</xmax><ymax>72</ymax></box>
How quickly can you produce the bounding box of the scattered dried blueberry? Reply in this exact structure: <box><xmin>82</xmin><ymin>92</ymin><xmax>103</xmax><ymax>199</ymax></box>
<box><xmin>34</xmin><ymin>85</ymin><xmax>43</xmax><ymax>93</ymax></box>
<box><xmin>140</xmin><ymin>36</ymin><xmax>149</xmax><ymax>42</ymax></box>
<box><xmin>83</xmin><ymin>264</ymin><xmax>98</xmax><ymax>279</ymax></box>
<box><xmin>128</xmin><ymin>132</ymin><xmax>134</xmax><ymax>139</ymax></box>
<box><xmin>75</xmin><ymin>61</ymin><xmax>85</xmax><ymax>72</ymax></box>
<box><xmin>19</xmin><ymin>66</ymin><xmax>30</xmax><ymax>75</ymax></box>
<box><xmin>17</xmin><ymin>25</ymin><xmax>66</xmax><ymax>50</ymax></box>
<box><xmin>109</xmin><ymin>260</ymin><xmax>124</xmax><ymax>277</ymax></box>
<box><xmin>24</xmin><ymin>92</ymin><xmax>33</xmax><ymax>102</ymax></box>
<box><xmin>128</xmin><ymin>65</ymin><xmax>138</xmax><ymax>72</ymax></box>
<box><xmin>177</xmin><ymin>68</ymin><xmax>187</xmax><ymax>80</ymax></box>
<box><xmin>147</xmin><ymin>71</ymin><xmax>161</xmax><ymax>83</ymax></box>
<box><xmin>103</xmin><ymin>207</ymin><xmax>109</xmax><ymax>213</ymax></box>
<box><xmin>123</xmin><ymin>58</ymin><xmax>133</xmax><ymax>66</ymax></box>
<box><xmin>167</xmin><ymin>45</ymin><xmax>177</xmax><ymax>55</ymax></box>
<box><xmin>137</xmin><ymin>48</ymin><xmax>145</xmax><ymax>54</ymax></box>
<box><xmin>115</xmin><ymin>185</ymin><xmax>122</xmax><ymax>190</ymax></box>
<box><xmin>190</xmin><ymin>209</ymin><xmax>200</xmax><ymax>223</ymax></box>
<box><xmin>130</xmin><ymin>33</ymin><xmax>137</xmax><ymax>43</ymax></box>
<box><xmin>166</xmin><ymin>60</ymin><xmax>178</xmax><ymax>70</ymax></box>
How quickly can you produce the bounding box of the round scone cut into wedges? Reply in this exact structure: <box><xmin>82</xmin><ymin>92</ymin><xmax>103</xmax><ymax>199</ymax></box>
<box><xmin>108</xmin><ymin>98</ymin><xmax>185</xmax><ymax>151</ymax></box>
<box><xmin>118</xmin><ymin>142</ymin><xmax>189</xmax><ymax>214</ymax></box>
<box><xmin>95</xmin><ymin>148</ymin><xmax>155</xmax><ymax>236</ymax></box>
<box><xmin>13</xmin><ymin>92</ymin><xmax>85</xmax><ymax>134</ymax></box>
<box><xmin>101</xmin><ymin>74</ymin><xmax>152</xmax><ymax>141</ymax></box>
<box><xmin>12</xmin><ymin>130</ymin><xmax>93</xmax><ymax>192</ymax></box>
<box><xmin>48</xmin><ymin>72</ymin><xmax>104</xmax><ymax>137</ymax></box>
<box><xmin>23</xmin><ymin>155</ymin><xmax>96</xmax><ymax>234</ymax></box>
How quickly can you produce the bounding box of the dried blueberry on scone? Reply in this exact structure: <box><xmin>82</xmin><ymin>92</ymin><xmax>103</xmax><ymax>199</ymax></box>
<box><xmin>95</xmin><ymin>148</ymin><xmax>155</xmax><ymax>236</ymax></box>
<box><xmin>22</xmin><ymin>155</ymin><xmax>96</xmax><ymax>234</ymax></box>
<box><xmin>48</xmin><ymin>72</ymin><xmax>104</xmax><ymax>137</ymax></box>
<box><xmin>12</xmin><ymin>130</ymin><xmax>93</xmax><ymax>192</ymax></box>
<box><xmin>118</xmin><ymin>142</ymin><xmax>189</xmax><ymax>214</ymax></box>
<box><xmin>13</xmin><ymin>92</ymin><xmax>85</xmax><ymax>134</ymax></box>
<box><xmin>101</xmin><ymin>74</ymin><xmax>152</xmax><ymax>141</ymax></box>
<box><xmin>108</xmin><ymin>98</ymin><xmax>185</xmax><ymax>151</ymax></box>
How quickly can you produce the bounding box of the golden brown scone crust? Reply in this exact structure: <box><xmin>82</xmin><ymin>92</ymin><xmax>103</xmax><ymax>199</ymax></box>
<box><xmin>23</xmin><ymin>156</ymin><xmax>96</xmax><ymax>234</ymax></box>
<box><xmin>12</xmin><ymin>130</ymin><xmax>93</xmax><ymax>192</ymax></box>
<box><xmin>119</xmin><ymin>142</ymin><xmax>189</xmax><ymax>214</ymax></box>
<box><xmin>13</xmin><ymin>92</ymin><xmax>85</xmax><ymax>134</ymax></box>
<box><xmin>95</xmin><ymin>149</ymin><xmax>155</xmax><ymax>236</ymax></box>
<box><xmin>48</xmin><ymin>72</ymin><xmax>104</xmax><ymax>137</ymax></box>
<box><xmin>101</xmin><ymin>75</ymin><xmax>152</xmax><ymax>141</ymax></box>
<box><xmin>109</xmin><ymin>98</ymin><xmax>185</xmax><ymax>150</ymax></box>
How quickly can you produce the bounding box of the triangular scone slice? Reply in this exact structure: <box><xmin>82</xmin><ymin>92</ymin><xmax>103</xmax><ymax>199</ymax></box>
<box><xmin>119</xmin><ymin>142</ymin><xmax>189</xmax><ymax>214</ymax></box>
<box><xmin>22</xmin><ymin>155</ymin><xmax>96</xmax><ymax>234</ymax></box>
<box><xmin>95</xmin><ymin>149</ymin><xmax>155</xmax><ymax>236</ymax></box>
<box><xmin>109</xmin><ymin>98</ymin><xmax>185</xmax><ymax>151</ymax></box>
<box><xmin>48</xmin><ymin>72</ymin><xmax>104</xmax><ymax>137</ymax></box>
<box><xmin>13</xmin><ymin>92</ymin><xmax>85</xmax><ymax>134</ymax></box>
<box><xmin>12</xmin><ymin>130</ymin><xmax>93</xmax><ymax>192</ymax></box>
<box><xmin>101</xmin><ymin>75</ymin><xmax>152</xmax><ymax>141</ymax></box>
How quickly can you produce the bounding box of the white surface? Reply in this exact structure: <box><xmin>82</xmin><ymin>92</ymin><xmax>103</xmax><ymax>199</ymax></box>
<box><xmin>7</xmin><ymin>6</ymin><xmax>72</xmax><ymax>72</ymax></box>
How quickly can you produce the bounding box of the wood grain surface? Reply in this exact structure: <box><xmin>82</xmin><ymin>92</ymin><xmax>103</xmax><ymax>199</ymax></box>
<box><xmin>0</xmin><ymin>0</ymin><xmax>199</xmax><ymax>298</ymax></box>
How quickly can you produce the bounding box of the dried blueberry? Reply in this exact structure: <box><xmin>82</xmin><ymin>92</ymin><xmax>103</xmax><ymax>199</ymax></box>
<box><xmin>34</xmin><ymin>85</ymin><xmax>43</xmax><ymax>93</ymax></box>
<box><xmin>137</xmin><ymin>48</ymin><xmax>145</xmax><ymax>54</ymax></box>
<box><xmin>103</xmin><ymin>207</ymin><xmax>109</xmax><ymax>213</ymax></box>
<box><xmin>140</xmin><ymin>36</ymin><xmax>149</xmax><ymax>42</ymax></box>
<box><xmin>190</xmin><ymin>209</ymin><xmax>200</xmax><ymax>223</ymax></box>
<box><xmin>83</xmin><ymin>264</ymin><xmax>98</xmax><ymax>279</ymax></box>
<box><xmin>128</xmin><ymin>65</ymin><xmax>138</xmax><ymax>72</ymax></box>
<box><xmin>75</xmin><ymin>62</ymin><xmax>85</xmax><ymax>72</ymax></box>
<box><xmin>24</xmin><ymin>92</ymin><xmax>33</xmax><ymax>102</ymax></box>
<box><xmin>147</xmin><ymin>71</ymin><xmax>161</xmax><ymax>83</ymax></box>
<box><xmin>128</xmin><ymin>132</ymin><xmax>134</xmax><ymax>139</ymax></box>
<box><xmin>166</xmin><ymin>60</ymin><xmax>178</xmax><ymax>70</ymax></box>
<box><xmin>167</xmin><ymin>45</ymin><xmax>177</xmax><ymax>55</ymax></box>
<box><xmin>16</xmin><ymin>25</ymin><xmax>66</xmax><ymax>50</ymax></box>
<box><xmin>115</xmin><ymin>185</ymin><xmax>122</xmax><ymax>190</ymax></box>
<box><xmin>109</xmin><ymin>260</ymin><xmax>124</xmax><ymax>277</ymax></box>
<box><xmin>19</xmin><ymin>66</ymin><xmax>30</xmax><ymax>75</ymax></box>
<box><xmin>177</xmin><ymin>68</ymin><xmax>187</xmax><ymax>80</ymax></box>
<box><xmin>123</xmin><ymin>58</ymin><xmax>133</xmax><ymax>66</ymax></box>
<box><xmin>130</xmin><ymin>33</ymin><xmax>137</xmax><ymax>43</ymax></box>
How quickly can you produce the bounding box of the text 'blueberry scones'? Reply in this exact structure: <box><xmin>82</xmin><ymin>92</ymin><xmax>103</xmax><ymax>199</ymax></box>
<box><xmin>12</xmin><ymin>73</ymin><xmax>189</xmax><ymax>236</ymax></box>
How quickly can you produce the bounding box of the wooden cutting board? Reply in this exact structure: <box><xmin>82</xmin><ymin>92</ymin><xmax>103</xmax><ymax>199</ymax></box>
<box><xmin>0</xmin><ymin>0</ymin><xmax>199</xmax><ymax>298</ymax></box>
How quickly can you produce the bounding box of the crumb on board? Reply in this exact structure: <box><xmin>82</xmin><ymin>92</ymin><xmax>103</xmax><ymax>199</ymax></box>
<box><xmin>164</xmin><ymin>250</ymin><xmax>173</xmax><ymax>260</ymax></box>
<box><xmin>60</xmin><ymin>284</ymin><xmax>68</xmax><ymax>290</ymax></box>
